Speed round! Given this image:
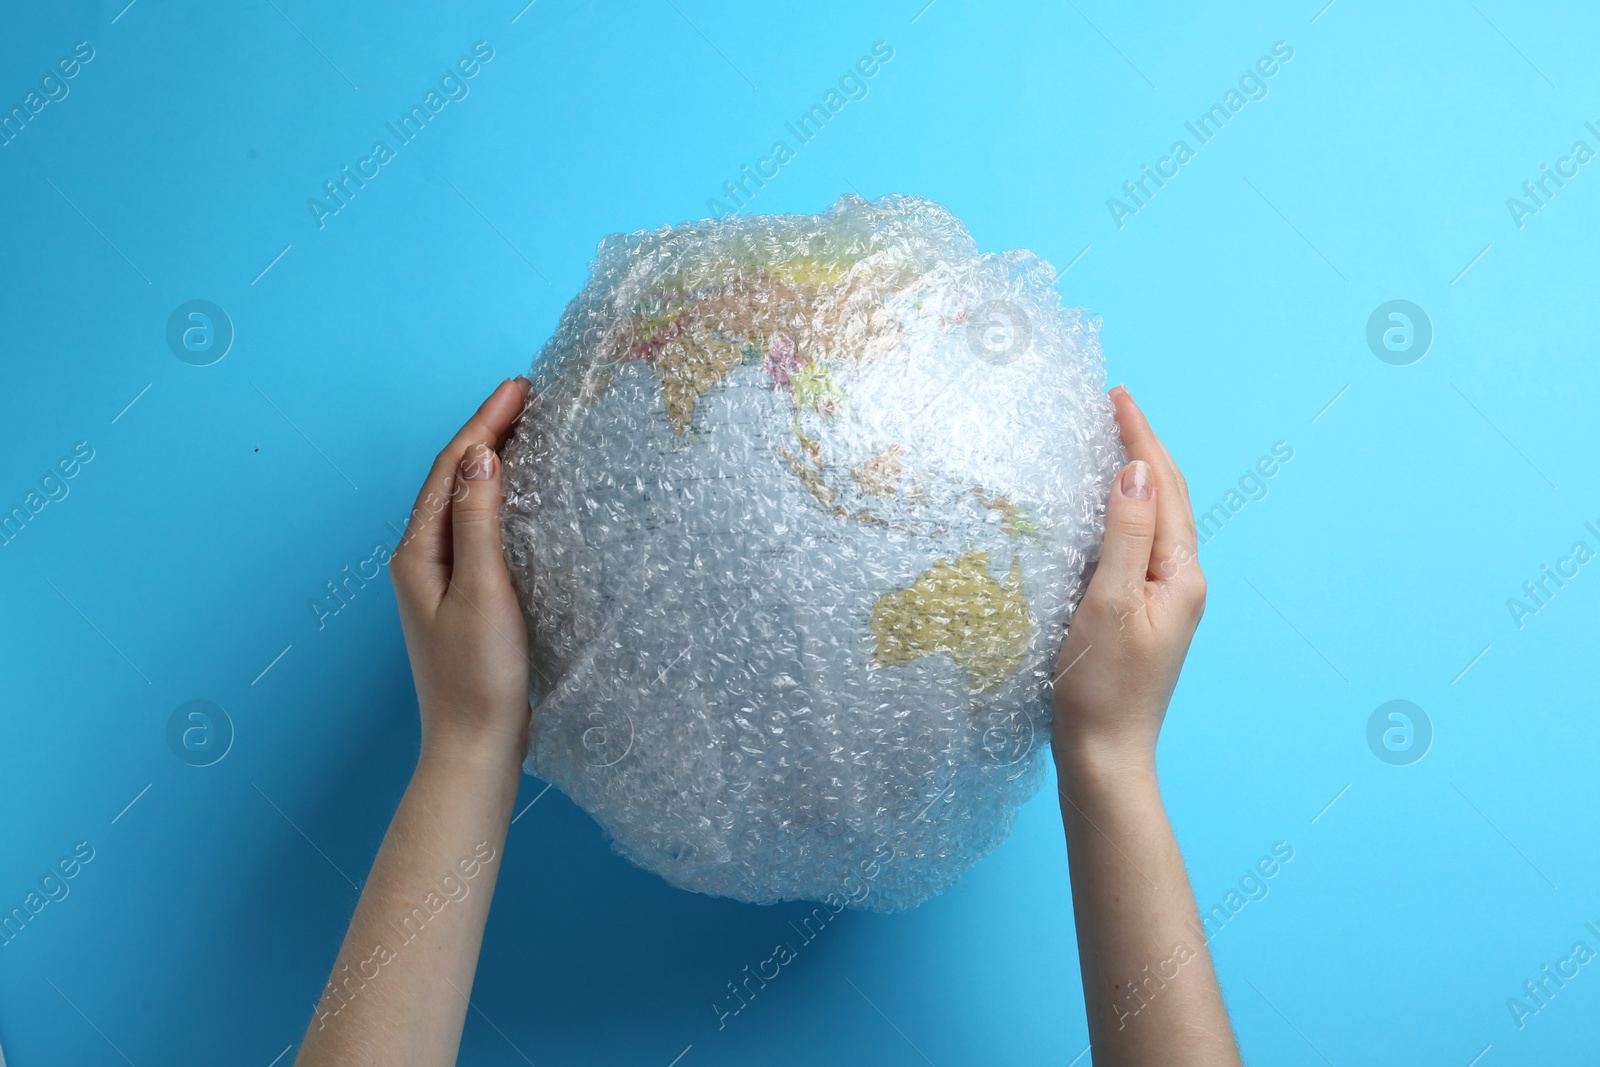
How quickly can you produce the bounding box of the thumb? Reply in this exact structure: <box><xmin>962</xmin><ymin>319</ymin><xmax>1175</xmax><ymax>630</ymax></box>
<box><xmin>449</xmin><ymin>442</ymin><xmax>508</xmax><ymax>595</ymax></box>
<box><xmin>1093</xmin><ymin>460</ymin><xmax>1157</xmax><ymax>598</ymax></box>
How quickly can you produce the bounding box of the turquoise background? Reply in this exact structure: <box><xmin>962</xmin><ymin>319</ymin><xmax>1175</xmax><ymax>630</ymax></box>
<box><xmin>2</xmin><ymin>0</ymin><xmax>1597</xmax><ymax>1063</ymax></box>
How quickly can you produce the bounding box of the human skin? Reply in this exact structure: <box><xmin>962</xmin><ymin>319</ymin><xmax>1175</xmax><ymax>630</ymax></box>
<box><xmin>296</xmin><ymin>377</ymin><xmax>1236</xmax><ymax>1066</ymax></box>
<box><xmin>1052</xmin><ymin>385</ymin><xmax>1241</xmax><ymax>1065</ymax></box>
<box><xmin>295</xmin><ymin>376</ymin><xmax>535</xmax><ymax>1067</ymax></box>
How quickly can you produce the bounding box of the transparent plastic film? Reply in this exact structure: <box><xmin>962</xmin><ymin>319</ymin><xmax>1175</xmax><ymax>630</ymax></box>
<box><xmin>500</xmin><ymin>194</ymin><xmax>1123</xmax><ymax>912</ymax></box>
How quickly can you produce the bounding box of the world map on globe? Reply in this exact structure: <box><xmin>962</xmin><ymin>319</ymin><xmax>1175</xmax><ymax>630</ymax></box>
<box><xmin>500</xmin><ymin>194</ymin><xmax>1121</xmax><ymax>911</ymax></box>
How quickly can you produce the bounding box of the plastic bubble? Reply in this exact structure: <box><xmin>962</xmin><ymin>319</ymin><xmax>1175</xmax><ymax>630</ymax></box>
<box><xmin>501</xmin><ymin>194</ymin><xmax>1122</xmax><ymax>911</ymax></box>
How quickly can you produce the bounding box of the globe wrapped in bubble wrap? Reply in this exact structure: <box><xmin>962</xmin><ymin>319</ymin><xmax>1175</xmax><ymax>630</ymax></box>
<box><xmin>501</xmin><ymin>194</ymin><xmax>1122</xmax><ymax>912</ymax></box>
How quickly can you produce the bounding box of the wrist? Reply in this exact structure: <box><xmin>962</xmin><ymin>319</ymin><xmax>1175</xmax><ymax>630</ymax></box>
<box><xmin>418</xmin><ymin>717</ymin><xmax>529</xmax><ymax>778</ymax></box>
<box><xmin>1052</xmin><ymin>729</ymin><xmax>1159</xmax><ymax>794</ymax></box>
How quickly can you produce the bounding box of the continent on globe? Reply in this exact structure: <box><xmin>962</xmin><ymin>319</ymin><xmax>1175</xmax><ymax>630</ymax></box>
<box><xmin>621</xmin><ymin>259</ymin><xmax>902</xmax><ymax>438</ymax></box>
<box><xmin>870</xmin><ymin>549</ymin><xmax>1032</xmax><ymax>691</ymax></box>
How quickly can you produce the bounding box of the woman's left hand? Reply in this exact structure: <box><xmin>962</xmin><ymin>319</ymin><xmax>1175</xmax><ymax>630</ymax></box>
<box><xmin>390</xmin><ymin>375</ymin><xmax>535</xmax><ymax>766</ymax></box>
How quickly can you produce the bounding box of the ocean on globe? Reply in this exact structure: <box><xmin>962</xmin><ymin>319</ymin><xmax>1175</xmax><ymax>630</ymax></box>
<box><xmin>500</xmin><ymin>194</ymin><xmax>1122</xmax><ymax>912</ymax></box>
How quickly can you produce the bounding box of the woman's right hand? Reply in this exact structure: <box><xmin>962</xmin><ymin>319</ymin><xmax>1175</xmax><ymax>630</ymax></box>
<box><xmin>1051</xmin><ymin>385</ymin><xmax>1206</xmax><ymax>772</ymax></box>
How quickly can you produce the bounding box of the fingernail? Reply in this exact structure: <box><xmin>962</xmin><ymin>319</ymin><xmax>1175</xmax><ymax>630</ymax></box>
<box><xmin>461</xmin><ymin>443</ymin><xmax>496</xmax><ymax>481</ymax></box>
<box><xmin>1121</xmin><ymin>460</ymin><xmax>1152</xmax><ymax>500</ymax></box>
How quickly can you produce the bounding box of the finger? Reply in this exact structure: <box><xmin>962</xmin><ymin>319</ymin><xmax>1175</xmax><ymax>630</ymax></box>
<box><xmin>1090</xmin><ymin>459</ymin><xmax>1157</xmax><ymax>618</ymax></box>
<box><xmin>1146</xmin><ymin>431</ymin><xmax>1198</xmax><ymax>582</ymax></box>
<box><xmin>1109</xmin><ymin>386</ymin><xmax>1193</xmax><ymax>582</ymax></box>
<box><xmin>393</xmin><ymin>377</ymin><xmax>531</xmax><ymax>602</ymax></box>
<box><xmin>448</xmin><ymin>440</ymin><xmax>510</xmax><ymax>598</ymax></box>
<box><xmin>1150</xmin><ymin>431</ymin><xmax>1190</xmax><ymax>509</ymax></box>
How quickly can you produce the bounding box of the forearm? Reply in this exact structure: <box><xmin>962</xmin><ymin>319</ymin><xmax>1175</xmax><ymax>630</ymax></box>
<box><xmin>296</xmin><ymin>740</ymin><xmax>523</xmax><ymax>1067</ymax></box>
<box><xmin>1056</xmin><ymin>746</ymin><xmax>1239</xmax><ymax>1067</ymax></box>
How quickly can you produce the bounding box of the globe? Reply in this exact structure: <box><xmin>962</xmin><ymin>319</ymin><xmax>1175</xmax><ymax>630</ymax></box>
<box><xmin>500</xmin><ymin>194</ymin><xmax>1122</xmax><ymax>911</ymax></box>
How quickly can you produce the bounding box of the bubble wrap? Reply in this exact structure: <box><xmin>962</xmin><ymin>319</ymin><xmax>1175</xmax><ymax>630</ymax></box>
<box><xmin>500</xmin><ymin>194</ymin><xmax>1123</xmax><ymax>912</ymax></box>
